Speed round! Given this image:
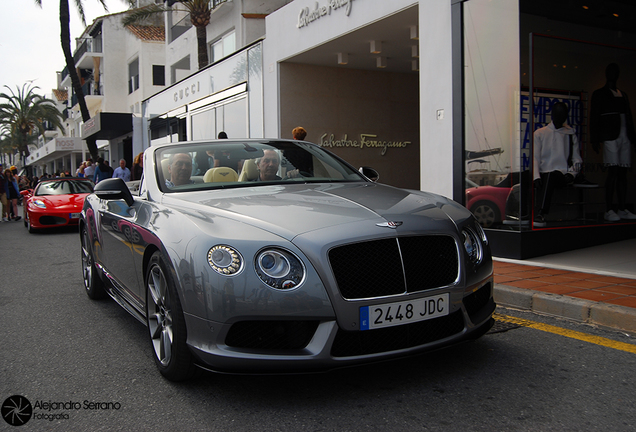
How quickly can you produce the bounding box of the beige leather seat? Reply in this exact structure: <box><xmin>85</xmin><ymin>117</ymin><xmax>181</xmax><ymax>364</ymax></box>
<box><xmin>203</xmin><ymin>167</ymin><xmax>238</xmax><ymax>183</ymax></box>
<box><xmin>238</xmin><ymin>159</ymin><xmax>258</xmax><ymax>182</ymax></box>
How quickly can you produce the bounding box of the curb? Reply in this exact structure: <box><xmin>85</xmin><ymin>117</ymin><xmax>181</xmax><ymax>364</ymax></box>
<box><xmin>494</xmin><ymin>284</ymin><xmax>636</xmax><ymax>334</ymax></box>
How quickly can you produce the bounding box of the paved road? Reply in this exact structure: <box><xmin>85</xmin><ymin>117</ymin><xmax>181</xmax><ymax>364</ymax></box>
<box><xmin>1</xmin><ymin>220</ymin><xmax>636</xmax><ymax>431</ymax></box>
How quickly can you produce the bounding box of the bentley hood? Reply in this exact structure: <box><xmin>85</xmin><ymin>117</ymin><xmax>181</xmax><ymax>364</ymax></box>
<box><xmin>165</xmin><ymin>183</ymin><xmax>471</xmax><ymax>241</ymax></box>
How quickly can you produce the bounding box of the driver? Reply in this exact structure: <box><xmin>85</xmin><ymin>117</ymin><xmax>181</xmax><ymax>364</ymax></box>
<box><xmin>254</xmin><ymin>149</ymin><xmax>282</xmax><ymax>181</ymax></box>
<box><xmin>166</xmin><ymin>153</ymin><xmax>194</xmax><ymax>187</ymax></box>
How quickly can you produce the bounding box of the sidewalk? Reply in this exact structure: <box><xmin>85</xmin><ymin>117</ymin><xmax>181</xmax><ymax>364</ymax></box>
<box><xmin>493</xmin><ymin>238</ymin><xmax>636</xmax><ymax>334</ymax></box>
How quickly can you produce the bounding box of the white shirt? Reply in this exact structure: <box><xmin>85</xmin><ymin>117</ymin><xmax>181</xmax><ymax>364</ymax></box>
<box><xmin>533</xmin><ymin>122</ymin><xmax>582</xmax><ymax>180</ymax></box>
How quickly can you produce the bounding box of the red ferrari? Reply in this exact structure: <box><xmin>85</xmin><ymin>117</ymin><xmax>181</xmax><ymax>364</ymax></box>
<box><xmin>20</xmin><ymin>178</ymin><xmax>94</xmax><ymax>233</ymax></box>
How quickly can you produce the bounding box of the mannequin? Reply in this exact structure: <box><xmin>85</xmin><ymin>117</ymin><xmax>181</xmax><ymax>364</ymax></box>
<box><xmin>533</xmin><ymin>102</ymin><xmax>582</xmax><ymax>226</ymax></box>
<box><xmin>590</xmin><ymin>63</ymin><xmax>636</xmax><ymax>221</ymax></box>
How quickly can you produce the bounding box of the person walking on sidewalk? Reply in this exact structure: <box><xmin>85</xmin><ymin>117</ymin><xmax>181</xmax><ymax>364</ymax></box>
<box><xmin>4</xmin><ymin>169</ymin><xmax>21</xmax><ymax>221</ymax></box>
<box><xmin>0</xmin><ymin>163</ymin><xmax>8</xmax><ymax>222</ymax></box>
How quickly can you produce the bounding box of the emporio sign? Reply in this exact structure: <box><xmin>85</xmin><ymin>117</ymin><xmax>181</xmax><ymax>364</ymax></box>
<box><xmin>320</xmin><ymin>133</ymin><xmax>410</xmax><ymax>155</ymax></box>
<box><xmin>298</xmin><ymin>0</ymin><xmax>357</xmax><ymax>28</ymax></box>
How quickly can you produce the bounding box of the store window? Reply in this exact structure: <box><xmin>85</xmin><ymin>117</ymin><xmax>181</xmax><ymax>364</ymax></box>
<box><xmin>190</xmin><ymin>95</ymin><xmax>247</xmax><ymax>141</ymax></box>
<box><xmin>463</xmin><ymin>0</ymin><xmax>636</xmax><ymax>232</ymax></box>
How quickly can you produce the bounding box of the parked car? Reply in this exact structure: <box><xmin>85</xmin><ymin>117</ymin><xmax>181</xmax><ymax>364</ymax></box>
<box><xmin>20</xmin><ymin>177</ymin><xmax>94</xmax><ymax>233</ymax></box>
<box><xmin>81</xmin><ymin>139</ymin><xmax>495</xmax><ymax>381</ymax></box>
<box><xmin>465</xmin><ymin>173</ymin><xmax>518</xmax><ymax>228</ymax></box>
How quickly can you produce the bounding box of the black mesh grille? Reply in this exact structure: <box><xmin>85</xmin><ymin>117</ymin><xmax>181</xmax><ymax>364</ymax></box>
<box><xmin>329</xmin><ymin>236</ymin><xmax>459</xmax><ymax>300</ymax></box>
<box><xmin>399</xmin><ymin>236</ymin><xmax>459</xmax><ymax>290</ymax></box>
<box><xmin>463</xmin><ymin>283</ymin><xmax>493</xmax><ymax>317</ymax></box>
<box><xmin>225</xmin><ymin>320</ymin><xmax>319</xmax><ymax>350</ymax></box>
<box><xmin>331</xmin><ymin>310</ymin><xmax>465</xmax><ymax>357</ymax></box>
<box><xmin>329</xmin><ymin>238</ymin><xmax>405</xmax><ymax>299</ymax></box>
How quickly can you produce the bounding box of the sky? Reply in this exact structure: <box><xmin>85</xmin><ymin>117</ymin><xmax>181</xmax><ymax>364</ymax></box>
<box><xmin>1</xmin><ymin>0</ymin><xmax>130</xmax><ymax>97</ymax></box>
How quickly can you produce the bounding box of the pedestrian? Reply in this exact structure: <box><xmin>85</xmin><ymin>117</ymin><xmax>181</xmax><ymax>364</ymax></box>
<box><xmin>113</xmin><ymin>159</ymin><xmax>132</xmax><ymax>182</ymax></box>
<box><xmin>93</xmin><ymin>158</ymin><xmax>113</xmax><ymax>183</ymax></box>
<box><xmin>292</xmin><ymin>126</ymin><xmax>307</xmax><ymax>140</ymax></box>
<box><xmin>132</xmin><ymin>152</ymin><xmax>144</xmax><ymax>180</ymax></box>
<box><xmin>0</xmin><ymin>163</ymin><xmax>8</xmax><ymax>222</ymax></box>
<box><xmin>84</xmin><ymin>158</ymin><xmax>95</xmax><ymax>178</ymax></box>
<box><xmin>4</xmin><ymin>169</ymin><xmax>21</xmax><ymax>221</ymax></box>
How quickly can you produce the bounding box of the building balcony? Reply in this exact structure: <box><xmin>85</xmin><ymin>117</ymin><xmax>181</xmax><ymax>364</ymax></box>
<box><xmin>69</xmin><ymin>80</ymin><xmax>104</xmax><ymax>117</ymax></box>
<box><xmin>60</xmin><ymin>37</ymin><xmax>103</xmax><ymax>86</ymax></box>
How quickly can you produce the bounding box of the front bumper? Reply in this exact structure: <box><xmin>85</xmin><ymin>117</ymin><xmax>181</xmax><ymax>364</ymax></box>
<box><xmin>184</xmin><ymin>278</ymin><xmax>495</xmax><ymax>373</ymax></box>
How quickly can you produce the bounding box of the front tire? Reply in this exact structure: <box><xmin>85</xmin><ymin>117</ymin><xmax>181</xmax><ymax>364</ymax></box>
<box><xmin>81</xmin><ymin>226</ymin><xmax>107</xmax><ymax>299</ymax></box>
<box><xmin>146</xmin><ymin>252</ymin><xmax>196</xmax><ymax>381</ymax></box>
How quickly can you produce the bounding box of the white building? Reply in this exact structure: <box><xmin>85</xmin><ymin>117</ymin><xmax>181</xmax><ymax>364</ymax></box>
<box><xmin>143</xmin><ymin>0</ymin><xmax>636</xmax><ymax>258</ymax></box>
<box><xmin>26</xmin><ymin>2</ymin><xmax>167</xmax><ymax>177</ymax></box>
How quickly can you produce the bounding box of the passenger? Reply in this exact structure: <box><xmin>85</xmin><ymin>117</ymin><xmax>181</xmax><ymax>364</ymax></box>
<box><xmin>166</xmin><ymin>153</ymin><xmax>194</xmax><ymax>187</ymax></box>
<box><xmin>253</xmin><ymin>149</ymin><xmax>282</xmax><ymax>181</ymax></box>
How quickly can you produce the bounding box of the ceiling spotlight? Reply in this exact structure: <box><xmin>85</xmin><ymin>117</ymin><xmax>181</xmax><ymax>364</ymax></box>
<box><xmin>410</xmin><ymin>25</ymin><xmax>419</xmax><ymax>40</ymax></box>
<box><xmin>411</xmin><ymin>45</ymin><xmax>419</xmax><ymax>58</ymax></box>
<box><xmin>376</xmin><ymin>57</ymin><xmax>387</xmax><ymax>68</ymax></box>
<box><xmin>370</xmin><ymin>40</ymin><xmax>382</xmax><ymax>54</ymax></box>
<box><xmin>338</xmin><ymin>52</ymin><xmax>349</xmax><ymax>65</ymax></box>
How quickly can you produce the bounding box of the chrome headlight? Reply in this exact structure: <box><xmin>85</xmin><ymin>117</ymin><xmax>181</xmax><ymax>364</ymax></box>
<box><xmin>255</xmin><ymin>248</ymin><xmax>305</xmax><ymax>290</ymax></box>
<box><xmin>474</xmin><ymin>221</ymin><xmax>488</xmax><ymax>245</ymax></box>
<box><xmin>462</xmin><ymin>227</ymin><xmax>484</xmax><ymax>265</ymax></box>
<box><xmin>207</xmin><ymin>245</ymin><xmax>243</xmax><ymax>275</ymax></box>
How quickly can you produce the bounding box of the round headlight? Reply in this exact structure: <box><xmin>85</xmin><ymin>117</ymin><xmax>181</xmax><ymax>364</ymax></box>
<box><xmin>255</xmin><ymin>248</ymin><xmax>305</xmax><ymax>290</ymax></box>
<box><xmin>463</xmin><ymin>227</ymin><xmax>483</xmax><ymax>265</ymax></box>
<box><xmin>258</xmin><ymin>251</ymin><xmax>290</xmax><ymax>278</ymax></box>
<box><xmin>207</xmin><ymin>245</ymin><xmax>243</xmax><ymax>275</ymax></box>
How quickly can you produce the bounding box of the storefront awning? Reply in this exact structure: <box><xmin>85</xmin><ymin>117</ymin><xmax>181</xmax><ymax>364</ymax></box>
<box><xmin>82</xmin><ymin>112</ymin><xmax>133</xmax><ymax>140</ymax></box>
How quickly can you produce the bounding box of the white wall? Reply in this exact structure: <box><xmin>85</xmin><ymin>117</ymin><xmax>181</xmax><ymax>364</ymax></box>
<box><xmin>418</xmin><ymin>0</ymin><xmax>453</xmax><ymax>196</ymax></box>
<box><xmin>102</xmin><ymin>16</ymin><xmax>129</xmax><ymax>113</ymax></box>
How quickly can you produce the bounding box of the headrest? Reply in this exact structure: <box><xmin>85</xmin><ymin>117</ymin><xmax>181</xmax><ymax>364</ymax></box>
<box><xmin>203</xmin><ymin>167</ymin><xmax>238</xmax><ymax>183</ymax></box>
<box><xmin>238</xmin><ymin>159</ymin><xmax>258</xmax><ymax>182</ymax></box>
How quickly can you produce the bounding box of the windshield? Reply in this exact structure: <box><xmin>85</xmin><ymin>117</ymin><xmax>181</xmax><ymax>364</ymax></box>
<box><xmin>35</xmin><ymin>179</ymin><xmax>94</xmax><ymax>196</ymax></box>
<box><xmin>156</xmin><ymin>140</ymin><xmax>366</xmax><ymax>193</ymax></box>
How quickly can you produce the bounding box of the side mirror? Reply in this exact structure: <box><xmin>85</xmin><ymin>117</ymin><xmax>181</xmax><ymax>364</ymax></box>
<box><xmin>94</xmin><ymin>177</ymin><xmax>134</xmax><ymax>207</ymax></box>
<box><xmin>359</xmin><ymin>166</ymin><xmax>379</xmax><ymax>182</ymax></box>
<box><xmin>20</xmin><ymin>189</ymin><xmax>33</xmax><ymax>198</ymax></box>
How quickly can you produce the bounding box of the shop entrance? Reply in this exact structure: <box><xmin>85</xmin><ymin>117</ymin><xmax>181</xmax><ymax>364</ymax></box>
<box><xmin>278</xmin><ymin>5</ymin><xmax>420</xmax><ymax>190</ymax></box>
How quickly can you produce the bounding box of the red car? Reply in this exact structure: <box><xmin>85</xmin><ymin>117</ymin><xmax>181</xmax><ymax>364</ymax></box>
<box><xmin>20</xmin><ymin>178</ymin><xmax>94</xmax><ymax>233</ymax></box>
<box><xmin>465</xmin><ymin>173</ymin><xmax>518</xmax><ymax>228</ymax></box>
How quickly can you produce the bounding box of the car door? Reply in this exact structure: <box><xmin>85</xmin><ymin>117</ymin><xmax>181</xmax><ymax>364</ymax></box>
<box><xmin>98</xmin><ymin>197</ymin><xmax>143</xmax><ymax>306</ymax></box>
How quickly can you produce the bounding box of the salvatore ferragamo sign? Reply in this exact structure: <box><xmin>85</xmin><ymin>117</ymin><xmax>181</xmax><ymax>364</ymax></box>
<box><xmin>298</xmin><ymin>0</ymin><xmax>356</xmax><ymax>29</ymax></box>
<box><xmin>320</xmin><ymin>133</ymin><xmax>410</xmax><ymax>155</ymax></box>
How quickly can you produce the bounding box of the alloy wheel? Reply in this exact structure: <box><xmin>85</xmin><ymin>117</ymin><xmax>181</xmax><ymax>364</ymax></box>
<box><xmin>147</xmin><ymin>264</ymin><xmax>174</xmax><ymax>366</ymax></box>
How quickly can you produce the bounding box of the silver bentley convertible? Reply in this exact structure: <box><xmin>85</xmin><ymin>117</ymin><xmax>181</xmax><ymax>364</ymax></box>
<box><xmin>80</xmin><ymin>139</ymin><xmax>495</xmax><ymax>381</ymax></box>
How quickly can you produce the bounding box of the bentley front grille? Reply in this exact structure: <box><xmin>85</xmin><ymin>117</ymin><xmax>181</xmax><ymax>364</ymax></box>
<box><xmin>328</xmin><ymin>235</ymin><xmax>459</xmax><ymax>300</ymax></box>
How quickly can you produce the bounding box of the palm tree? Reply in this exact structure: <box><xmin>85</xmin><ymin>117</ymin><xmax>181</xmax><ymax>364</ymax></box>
<box><xmin>122</xmin><ymin>0</ymin><xmax>212</xmax><ymax>70</ymax></box>
<box><xmin>34</xmin><ymin>0</ymin><xmax>127</xmax><ymax>160</ymax></box>
<box><xmin>0</xmin><ymin>84</ymin><xmax>65</xmax><ymax>159</ymax></box>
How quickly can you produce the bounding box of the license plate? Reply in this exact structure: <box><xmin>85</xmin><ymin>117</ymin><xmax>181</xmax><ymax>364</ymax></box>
<box><xmin>360</xmin><ymin>293</ymin><xmax>449</xmax><ymax>331</ymax></box>
<box><xmin>69</xmin><ymin>212</ymin><xmax>81</xmax><ymax>219</ymax></box>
